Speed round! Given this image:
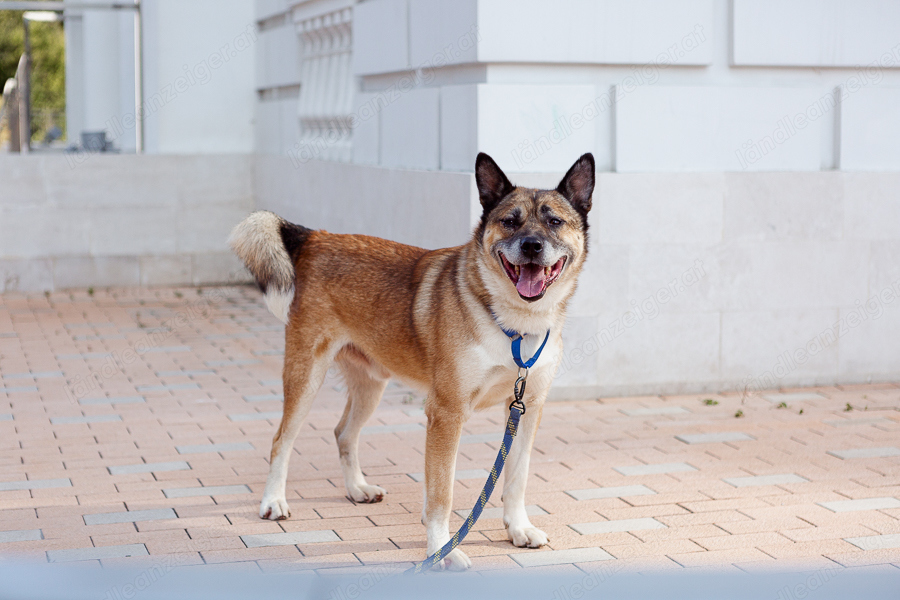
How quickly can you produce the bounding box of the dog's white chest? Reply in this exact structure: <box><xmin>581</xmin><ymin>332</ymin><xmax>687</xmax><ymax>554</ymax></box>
<box><xmin>465</xmin><ymin>329</ymin><xmax>561</xmax><ymax>410</ymax></box>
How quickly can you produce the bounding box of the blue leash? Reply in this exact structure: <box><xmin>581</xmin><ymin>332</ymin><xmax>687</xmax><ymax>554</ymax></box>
<box><xmin>406</xmin><ymin>325</ymin><xmax>550</xmax><ymax>574</ymax></box>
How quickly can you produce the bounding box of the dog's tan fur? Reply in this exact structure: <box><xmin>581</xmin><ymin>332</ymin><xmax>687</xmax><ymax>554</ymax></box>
<box><xmin>230</xmin><ymin>153</ymin><xmax>594</xmax><ymax>570</ymax></box>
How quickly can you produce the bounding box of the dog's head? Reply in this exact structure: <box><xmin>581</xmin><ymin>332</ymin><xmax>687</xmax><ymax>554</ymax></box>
<box><xmin>474</xmin><ymin>152</ymin><xmax>594</xmax><ymax>305</ymax></box>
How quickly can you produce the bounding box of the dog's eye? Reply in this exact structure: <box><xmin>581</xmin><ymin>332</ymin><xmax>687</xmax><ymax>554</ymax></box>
<box><xmin>548</xmin><ymin>217</ymin><xmax>563</xmax><ymax>227</ymax></box>
<box><xmin>500</xmin><ymin>218</ymin><xmax>518</xmax><ymax>229</ymax></box>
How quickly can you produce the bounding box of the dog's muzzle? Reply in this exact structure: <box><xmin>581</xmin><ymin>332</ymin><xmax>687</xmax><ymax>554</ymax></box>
<box><xmin>499</xmin><ymin>252</ymin><xmax>567</xmax><ymax>300</ymax></box>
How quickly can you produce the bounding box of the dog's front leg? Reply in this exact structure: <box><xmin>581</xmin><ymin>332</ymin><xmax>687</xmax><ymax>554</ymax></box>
<box><xmin>422</xmin><ymin>405</ymin><xmax>471</xmax><ymax>571</ymax></box>
<box><xmin>502</xmin><ymin>395</ymin><xmax>549</xmax><ymax>549</ymax></box>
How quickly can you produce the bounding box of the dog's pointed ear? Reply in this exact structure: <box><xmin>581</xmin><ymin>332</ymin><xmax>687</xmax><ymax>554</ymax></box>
<box><xmin>475</xmin><ymin>153</ymin><xmax>514</xmax><ymax>215</ymax></box>
<box><xmin>556</xmin><ymin>153</ymin><xmax>595</xmax><ymax>219</ymax></box>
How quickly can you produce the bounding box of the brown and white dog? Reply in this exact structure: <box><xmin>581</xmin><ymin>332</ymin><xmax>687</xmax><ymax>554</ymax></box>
<box><xmin>229</xmin><ymin>152</ymin><xmax>594</xmax><ymax>570</ymax></box>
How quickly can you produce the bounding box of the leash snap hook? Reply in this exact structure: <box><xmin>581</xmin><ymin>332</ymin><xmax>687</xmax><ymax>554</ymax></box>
<box><xmin>512</xmin><ymin>375</ymin><xmax>527</xmax><ymax>414</ymax></box>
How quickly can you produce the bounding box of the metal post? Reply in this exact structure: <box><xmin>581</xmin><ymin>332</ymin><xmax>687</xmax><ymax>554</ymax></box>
<box><xmin>20</xmin><ymin>20</ymin><xmax>31</xmax><ymax>153</ymax></box>
<box><xmin>133</xmin><ymin>0</ymin><xmax>143</xmax><ymax>153</ymax></box>
<box><xmin>4</xmin><ymin>78</ymin><xmax>21</xmax><ymax>152</ymax></box>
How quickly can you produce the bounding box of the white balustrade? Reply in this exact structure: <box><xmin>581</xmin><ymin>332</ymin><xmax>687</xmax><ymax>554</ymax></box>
<box><xmin>292</xmin><ymin>1</ymin><xmax>355</xmax><ymax>162</ymax></box>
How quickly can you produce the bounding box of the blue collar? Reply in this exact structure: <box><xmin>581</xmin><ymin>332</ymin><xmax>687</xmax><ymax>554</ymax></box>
<box><xmin>493</xmin><ymin>314</ymin><xmax>551</xmax><ymax>370</ymax></box>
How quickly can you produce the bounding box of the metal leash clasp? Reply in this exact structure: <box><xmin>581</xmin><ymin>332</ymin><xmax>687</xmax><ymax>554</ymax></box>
<box><xmin>510</xmin><ymin>368</ymin><xmax>527</xmax><ymax>415</ymax></box>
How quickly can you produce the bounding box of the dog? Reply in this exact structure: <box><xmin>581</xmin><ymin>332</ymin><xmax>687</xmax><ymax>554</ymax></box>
<box><xmin>229</xmin><ymin>152</ymin><xmax>594</xmax><ymax>570</ymax></box>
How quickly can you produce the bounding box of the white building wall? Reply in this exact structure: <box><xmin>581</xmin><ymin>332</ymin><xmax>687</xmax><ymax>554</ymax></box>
<box><xmin>142</xmin><ymin>0</ymin><xmax>256</xmax><ymax>154</ymax></box>
<box><xmin>732</xmin><ymin>0</ymin><xmax>900</xmax><ymax>68</ymax></box>
<box><xmin>65</xmin><ymin>9</ymin><xmax>136</xmax><ymax>151</ymax></box>
<box><xmin>325</xmin><ymin>0</ymin><xmax>900</xmax><ymax>174</ymax></box>
<box><xmin>839</xmin><ymin>87</ymin><xmax>900</xmax><ymax>171</ymax></box>
<box><xmin>248</xmin><ymin>0</ymin><xmax>900</xmax><ymax>397</ymax></box>
<box><xmin>66</xmin><ymin>0</ymin><xmax>256</xmax><ymax>154</ymax></box>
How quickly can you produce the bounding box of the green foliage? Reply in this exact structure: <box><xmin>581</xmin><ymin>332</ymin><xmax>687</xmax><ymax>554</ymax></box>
<box><xmin>0</xmin><ymin>5</ymin><xmax>66</xmax><ymax>141</ymax></box>
<box><xmin>734</xmin><ymin>409</ymin><xmax>744</xmax><ymax>418</ymax></box>
<box><xmin>701</xmin><ymin>398</ymin><xmax>719</xmax><ymax>406</ymax></box>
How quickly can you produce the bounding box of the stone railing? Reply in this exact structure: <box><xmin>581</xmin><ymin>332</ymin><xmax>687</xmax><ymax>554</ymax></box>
<box><xmin>291</xmin><ymin>0</ymin><xmax>355</xmax><ymax>162</ymax></box>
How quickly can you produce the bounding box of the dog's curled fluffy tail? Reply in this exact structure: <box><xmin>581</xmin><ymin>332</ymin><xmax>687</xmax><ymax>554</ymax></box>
<box><xmin>229</xmin><ymin>211</ymin><xmax>311</xmax><ymax>324</ymax></box>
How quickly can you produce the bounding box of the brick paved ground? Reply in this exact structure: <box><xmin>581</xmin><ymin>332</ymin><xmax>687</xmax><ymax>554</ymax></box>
<box><xmin>1</xmin><ymin>285</ymin><xmax>899</xmax><ymax>575</ymax></box>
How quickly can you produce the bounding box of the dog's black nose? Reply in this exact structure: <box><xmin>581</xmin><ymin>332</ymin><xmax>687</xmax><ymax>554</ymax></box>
<box><xmin>521</xmin><ymin>237</ymin><xmax>543</xmax><ymax>259</ymax></box>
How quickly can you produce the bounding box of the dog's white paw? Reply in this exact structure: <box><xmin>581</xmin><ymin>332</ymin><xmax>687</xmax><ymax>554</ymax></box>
<box><xmin>348</xmin><ymin>483</ymin><xmax>386</xmax><ymax>504</ymax></box>
<box><xmin>433</xmin><ymin>547</ymin><xmax>472</xmax><ymax>572</ymax></box>
<box><xmin>508</xmin><ymin>526</ymin><xmax>549</xmax><ymax>548</ymax></box>
<box><xmin>259</xmin><ymin>496</ymin><xmax>290</xmax><ymax>520</ymax></box>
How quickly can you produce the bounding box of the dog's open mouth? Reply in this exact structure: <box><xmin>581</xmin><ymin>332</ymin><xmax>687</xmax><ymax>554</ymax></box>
<box><xmin>499</xmin><ymin>253</ymin><xmax>566</xmax><ymax>300</ymax></box>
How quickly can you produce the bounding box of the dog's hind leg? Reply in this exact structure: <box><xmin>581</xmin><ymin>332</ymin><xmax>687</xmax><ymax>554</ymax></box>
<box><xmin>334</xmin><ymin>346</ymin><xmax>390</xmax><ymax>503</ymax></box>
<box><xmin>259</xmin><ymin>335</ymin><xmax>335</xmax><ymax>521</ymax></box>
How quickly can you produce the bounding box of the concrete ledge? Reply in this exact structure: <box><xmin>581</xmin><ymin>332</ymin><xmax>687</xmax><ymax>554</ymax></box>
<box><xmin>0</xmin><ymin>154</ymin><xmax>254</xmax><ymax>292</ymax></box>
<box><xmin>0</xmin><ymin>253</ymin><xmax>249</xmax><ymax>292</ymax></box>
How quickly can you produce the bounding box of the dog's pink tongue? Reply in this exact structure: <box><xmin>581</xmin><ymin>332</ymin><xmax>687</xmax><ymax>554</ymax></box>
<box><xmin>516</xmin><ymin>264</ymin><xmax>546</xmax><ymax>297</ymax></box>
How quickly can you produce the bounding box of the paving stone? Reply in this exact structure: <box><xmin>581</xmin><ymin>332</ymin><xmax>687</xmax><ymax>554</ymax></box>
<box><xmin>241</xmin><ymin>530</ymin><xmax>340</xmax><ymax>548</ymax></box>
<box><xmin>827</xmin><ymin>447</ymin><xmax>900</xmax><ymax>459</ymax></box>
<box><xmin>407</xmin><ymin>469</ymin><xmax>489</xmax><ymax>482</ymax></box>
<box><xmin>570</xmin><ymin>518</ymin><xmax>667</xmax><ymax>535</ymax></box>
<box><xmin>47</xmin><ymin>544</ymin><xmax>149</xmax><ymax>562</ymax></box>
<box><xmin>136</xmin><ymin>383</ymin><xmax>200</xmax><ymax>392</ymax></box>
<box><xmin>156</xmin><ymin>370</ymin><xmax>216</xmax><ymax>377</ymax></box>
<box><xmin>50</xmin><ymin>415</ymin><xmax>122</xmax><ymax>425</ymax></box>
<box><xmin>824</xmin><ymin>418</ymin><xmax>893</xmax><ymax>427</ymax></box>
<box><xmin>4</xmin><ymin>287</ymin><xmax>899</xmax><ymax>573</ymax></box>
<box><xmin>460</xmin><ymin>433</ymin><xmax>501</xmax><ymax>444</ymax></box>
<box><xmin>0</xmin><ymin>332</ymin><xmax>16</xmax><ymax>338</ymax></box>
<box><xmin>566</xmin><ymin>485</ymin><xmax>657</xmax><ymax>501</ymax></box>
<box><xmin>0</xmin><ymin>414</ymin><xmax>12</xmax><ymax>421</ymax></box>
<box><xmin>142</xmin><ymin>346</ymin><xmax>191</xmax><ymax>353</ymax></box>
<box><xmin>78</xmin><ymin>396</ymin><xmax>145</xmax><ymax>406</ymax></box>
<box><xmin>614</xmin><ymin>463</ymin><xmax>697</xmax><ymax>476</ymax></box>
<box><xmin>3</xmin><ymin>371</ymin><xmax>63</xmax><ymax>380</ymax></box>
<box><xmin>360</xmin><ymin>423</ymin><xmax>424</xmax><ymax>435</ymax></box>
<box><xmin>253</xmin><ymin>349</ymin><xmax>284</xmax><ymax>356</ymax></box>
<box><xmin>206</xmin><ymin>359</ymin><xmax>261</xmax><ymax>367</ymax></box>
<box><xmin>228</xmin><ymin>412</ymin><xmax>282</xmax><ymax>422</ymax></box>
<box><xmin>121</xmin><ymin>327</ymin><xmax>169</xmax><ymax>334</ymax></box>
<box><xmin>818</xmin><ymin>497</ymin><xmax>900</xmax><ymax>513</ymax></box>
<box><xmin>0</xmin><ymin>478</ymin><xmax>72</xmax><ymax>491</ymax></box>
<box><xmin>844</xmin><ymin>534</ymin><xmax>900</xmax><ymax>551</ymax></box>
<box><xmin>84</xmin><ymin>508</ymin><xmax>178</xmax><ymax>525</ymax></box>
<box><xmin>243</xmin><ymin>394</ymin><xmax>284</xmax><ymax>402</ymax></box>
<box><xmin>723</xmin><ymin>474</ymin><xmax>808</xmax><ymax>488</ymax></box>
<box><xmin>762</xmin><ymin>392</ymin><xmax>827</xmax><ymax>403</ymax></box>
<box><xmin>163</xmin><ymin>485</ymin><xmax>252</xmax><ymax>498</ymax></box>
<box><xmin>0</xmin><ymin>386</ymin><xmax>38</xmax><ymax>394</ymax></box>
<box><xmin>205</xmin><ymin>334</ymin><xmax>255</xmax><ymax>340</ymax></box>
<box><xmin>176</xmin><ymin>442</ymin><xmax>254</xmax><ymax>454</ymax></box>
<box><xmin>56</xmin><ymin>353</ymin><xmax>111</xmax><ymax>360</ymax></box>
<box><xmin>510</xmin><ymin>547</ymin><xmax>615</xmax><ymax>567</ymax></box>
<box><xmin>620</xmin><ymin>406</ymin><xmax>689</xmax><ymax>416</ymax></box>
<box><xmin>0</xmin><ymin>529</ymin><xmax>43</xmax><ymax>543</ymax></box>
<box><xmin>107</xmin><ymin>461</ymin><xmax>191</xmax><ymax>475</ymax></box>
<box><xmin>676</xmin><ymin>432</ymin><xmax>755</xmax><ymax>444</ymax></box>
<box><xmin>454</xmin><ymin>505</ymin><xmax>547</xmax><ymax>520</ymax></box>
